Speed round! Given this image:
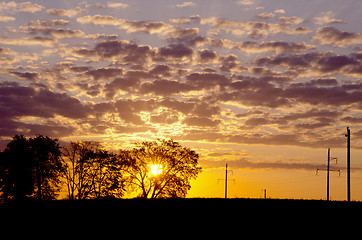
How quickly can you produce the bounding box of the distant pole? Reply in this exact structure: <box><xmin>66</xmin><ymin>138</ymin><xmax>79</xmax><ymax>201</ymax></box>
<box><xmin>315</xmin><ymin>148</ymin><xmax>339</xmax><ymax>201</ymax></box>
<box><xmin>218</xmin><ymin>163</ymin><xmax>234</xmax><ymax>199</ymax></box>
<box><xmin>225</xmin><ymin>163</ymin><xmax>228</xmax><ymax>199</ymax></box>
<box><xmin>327</xmin><ymin>148</ymin><xmax>330</xmax><ymax>201</ymax></box>
<box><xmin>264</xmin><ymin>189</ymin><xmax>267</xmax><ymax>199</ymax></box>
<box><xmin>346</xmin><ymin>127</ymin><xmax>351</xmax><ymax>202</ymax></box>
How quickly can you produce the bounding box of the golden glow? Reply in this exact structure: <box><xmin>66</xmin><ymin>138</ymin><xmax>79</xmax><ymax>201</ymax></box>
<box><xmin>150</xmin><ymin>164</ymin><xmax>163</xmax><ymax>176</ymax></box>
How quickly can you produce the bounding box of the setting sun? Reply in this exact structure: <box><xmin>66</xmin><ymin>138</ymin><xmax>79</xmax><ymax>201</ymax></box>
<box><xmin>150</xmin><ymin>165</ymin><xmax>163</xmax><ymax>176</ymax></box>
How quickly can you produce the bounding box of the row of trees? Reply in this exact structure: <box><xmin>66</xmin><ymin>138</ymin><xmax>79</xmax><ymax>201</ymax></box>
<box><xmin>0</xmin><ymin>135</ymin><xmax>202</xmax><ymax>201</ymax></box>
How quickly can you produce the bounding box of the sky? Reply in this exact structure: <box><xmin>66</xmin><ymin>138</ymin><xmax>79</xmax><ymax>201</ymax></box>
<box><xmin>0</xmin><ymin>0</ymin><xmax>362</xmax><ymax>200</ymax></box>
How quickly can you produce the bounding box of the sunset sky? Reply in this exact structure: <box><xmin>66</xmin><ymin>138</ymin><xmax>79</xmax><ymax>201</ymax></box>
<box><xmin>1</xmin><ymin>0</ymin><xmax>362</xmax><ymax>200</ymax></box>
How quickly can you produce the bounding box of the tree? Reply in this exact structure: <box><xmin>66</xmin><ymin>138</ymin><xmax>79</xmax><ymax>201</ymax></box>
<box><xmin>0</xmin><ymin>135</ymin><xmax>65</xmax><ymax>201</ymax></box>
<box><xmin>0</xmin><ymin>135</ymin><xmax>34</xmax><ymax>201</ymax></box>
<box><xmin>62</xmin><ymin>141</ymin><xmax>126</xmax><ymax>199</ymax></box>
<box><xmin>62</xmin><ymin>141</ymin><xmax>95</xmax><ymax>200</ymax></box>
<box><xmin>123</xmin><ymin>139</ymin><xmax>202</xmax><ymax>198</ymax></box>
<box><xmin>29</xmin><ymin>135</ymin><xmax>65</xmax><ymax>200</ymax></box>
<box><xmin>88</xmin><ymin>150</ymin><xmax>125</xmax><ymax>199</ymax></box>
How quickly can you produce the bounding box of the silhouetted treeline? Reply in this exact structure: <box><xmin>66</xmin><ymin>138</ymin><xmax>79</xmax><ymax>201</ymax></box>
<box><xmin>0</xmin><ymin>135</ymin><xmax>201</xmax><ymax>202</ymax></box>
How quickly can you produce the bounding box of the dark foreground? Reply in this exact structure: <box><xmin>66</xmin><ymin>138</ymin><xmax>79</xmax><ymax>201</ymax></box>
<box><xmin>1</xmin><ymin>198</ymin><xmax>361</xmax><ymax>214</ymax></box>
<box><xmin>0</xmin><ymin>198</ymin><xmax>360</xmax><ymax>232</ymax></box>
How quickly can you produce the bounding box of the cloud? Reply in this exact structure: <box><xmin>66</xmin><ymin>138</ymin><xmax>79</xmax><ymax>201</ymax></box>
<box><xmin>47</xmin><ymin>29</ymin><xmax>84</xmax><ymax>39</ymax></box>
<box><xmin>9</xmin><ymin>71</ymin><xmax>38</xmax><ymax>81</ymax></box>
<box><xmin>0</xmin><ymin>82</ymin><xmax>90</xmax><ymax>120</ymax></box>
<box><xmin>0</xmin><ymin>1</ymin><xmax>43</xmax><ymax>13</ymax></box>
<box><xmin>119</xmin><ymin>19</ymin><xmax>171</xmax><ymax>34</ymax></box>
<box><xmin>278</xmin><ymin>16</ymin><xmax>303</xmax><ymax>25</ymax></box>
<box><xmin>158</xmin><ymin>43</ymin><xmax>194</xmax><ymax>59</ymax></box>
<box><xmin>254</xmin><ymin>51</ymin><xmax>362</xmax><ymax>77</ymax></box>
<box><xmin>233</xmin><ymin>41</ymin><xmax>315</xmax><ymax>53</ymax></box>
<box><xmin>113</xmin><ymin>99</ymin><xmax>157</xmax><ymax>125</ymax></box>
<box><xmin>222</xmin><ymin>78</ymin><xmax>290</xmax><ymax>108</ymax></box>
<box><xmin>169</xmin><ymin>18</ymin><xmax>191</xmax><ymax>24</ymax></box>
<box><xmin>17</xmin><ymin>2</ymin><xmax>44</xmax><ymax>13</ymax></box>
<box><xmin>256</xmin><ymin>12</ymin><xmax>275</xmax><ymax>19</ymax></box>
<box><xmin>107</xmin><ymin>2</ymin><xmax>129</xmax><ymax>8</ymax></box>
<box><xmin>0</xmin><ymin>36</ymin><xmax>56</xmax><ymax>47</ymax></box>
<box><xmin>140</xmin><ymin>79</ymin><xmax>192</xmax><ymax>95</ymax></box>
<box><xmin>313</xmin><ymin>26</ymin><xmax>362</xmax><ymax>47</ymax></box>
<box><xmin>315</xmin><ymin>11</ymin><xmax>344</xmax><ymax>25</ymax></box>
<box><xmin>77</xmin><ymin>15</ymin><xmax>120</xmax><ymax>25</ymax></box>
<box><xmin>274</xmin><ymin>9</ymin><xmax>286</xmax><ymax>14</ymax></box>
<box><xmin>202</xmin><ymin>158</ymin><xmax>326</xmax><ymax>171</ymax></box>
<box><xmin>28</xmin><ymin>28</ymin><xmax>84</xmax><ymax>39</ymax></box>
<box><xmin>85</xmin><ymin>68</ymin><xmax>123</xmax><ymax>81</ymax></box>
<box><xmin>0</xmin><ymin>47</ymin><xmax>38</xmax><ymax>65</ymax></box>
<box><xmin>198</xmin><ymin>49</ymin><xmax>218</xmax><ymax>62</ymax></box>
<box><xmin>186</xmin><ymin>72</ymin><xmax>230</xmax><ymax>90</ymax></box>
<box><xmin>176</xmin><ymin>2</ymin><xmax>196</xmax><ymax>8</ymax></box>
<box><xmin>0</xmin><ymin>118</ymin><xmax>75</xmax><ymax>138</ymax></box>
<box><xmin>150</xmin><ymin>111</ymin><xmax>179</xmax><ymax>124</ymax></box>
<box><xmin>183</xmin><ymin>117</ymin><xmax>220</xmax><ymax>127</ymax></box>
<box><xmin>0</xmin><ymin>16</ymin><xmax>15</xmax><ymax>22</ymax></box>
<box><xmin>201</xmin><ymin>17</ymin><xmax>309</xmax><ymax>38</ymax></box>
<box><xmin>283</xmin><ymin>83</ymin><xmax>362</xmax><ymax>107</ymax></box>
<box><xmin>47</xmin><ymin>7</ymin><xmax>87</xmax><ymax>17</ymax></box>
<box><xmin>235</xmin><ymin>0</ymin><xmax>255</xmax><ymax>6</ymax></box>
<box><xmin>165</xmin><ymin>27</ymin><xmax>199</xmax><ymax>39</ymax></box>
<box><xmin>243</xmin><ymin>108</ymin><xmax>341</xmax><ymax>128</ymax></box>
<box><xmin>104</xmin><ymin>77</ymin><xmax>140</xmax><ymax>98</ymax></box>
<box><xmin>20</xmin><ymin>19</ymin><xmax>83</xmax><ymax>38</ymax></box>
<box><xmin>72</xmin><ymin>40</ymin><xmax>155</xmax><ymax>65</ymax></box>
<box><xmin>25</xmin><ymin>19</ymin><xmax>70</xmax><ymax>27</ymax></box>
<box><xmin>175</xmin><ymin>128</ymin><xmax>346</xmax><ymax>148</ymax></box>
<box><xmin>77</xmin><ymin>15</ymin><xmax>172</xmax><ymax>35</ymax></box>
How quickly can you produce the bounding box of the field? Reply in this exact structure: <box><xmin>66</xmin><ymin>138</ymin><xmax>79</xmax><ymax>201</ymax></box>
<box><xmin>2</xmin><ymin>198</ymin><xmax>361</xmax><ymax>215</ymax></box>
<box><xmin>1</xmin><ymin>198</ymin><xmax>360</xmax><ymax>233</ymax></box>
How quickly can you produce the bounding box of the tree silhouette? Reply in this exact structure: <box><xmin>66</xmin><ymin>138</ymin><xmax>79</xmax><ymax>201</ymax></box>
<box><xmin>62</xmin><ymin>141</ymin><xmax>126</xmax><ymax>199</ymax></box>
<box><xmin>62</xmin><ymin>141</ymin><xmax>95</xmax><ymax>200</ymax></box>
<box><xmin>88</xmin><ymin>149</ymin><xmax>125</xmax><ymax>198</ymax></box>
<box><xmin>122</xmin><ymin>139</ymin><xmax>202</xmax><ymax>198</ymax></box>
<box><xmin>0</xmin><ymin>135</ymin><xmax>65</xmax><ymax>201</ymax></box>
<box><xmin>29</xmin><ymin>135</ymin><xmax>65</xmax><ymax>200</ymax></box>
<box><xmin>0</xmin><ymin>135</ymin><xmax>34</xmax><ymax>201</ymax></box>
<box><xmin>1</xmin><ymin>137</ymin><xmax>202</xmax><ymax>201</ymax></box>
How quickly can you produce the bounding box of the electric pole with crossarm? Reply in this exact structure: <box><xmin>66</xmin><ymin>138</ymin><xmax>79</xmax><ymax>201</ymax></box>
<box><xmin>218</xmin><ymin>163</ymin><xmax>235</xmax><ymax>199</ymax></box>
<box><xmin>316</xmin><ymin>148</ymin><xmax>340</xmax><ymax>201</ymax></box>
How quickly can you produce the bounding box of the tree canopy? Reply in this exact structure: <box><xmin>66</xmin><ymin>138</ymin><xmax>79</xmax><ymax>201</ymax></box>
<box><xmin>0</xmin><ymin>136</ymin><xmax>201</xmax><ymax>201</ymax></box>
<box><xmin>0</xmin><ymin>135</ymin><xmax>65</xmax><ymax>201</ymax></box>
<box><xmin>62</xmin><ymin>141</ymin><xmax>126</xmax><ymax>199</ymax></box>
<box><xmin>122</xmin><ymin>139</ymin><xmax>202</xmax><ymax>198</ymax></box>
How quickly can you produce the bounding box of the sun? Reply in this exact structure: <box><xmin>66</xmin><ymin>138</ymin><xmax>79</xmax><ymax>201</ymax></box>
<box><xmin>150</xmin><ymin>164</ymin><xmax>163</xmax><ymax>176</ymax></box>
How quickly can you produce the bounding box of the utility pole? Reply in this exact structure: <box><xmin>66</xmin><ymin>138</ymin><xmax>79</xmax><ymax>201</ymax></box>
<box><xmin>225</xmin><ymin>163</ymin><xmax>228</xmax><ymax>199</ymax></box>
<box><xmin>345</xmin><ymin>127</ymin><xmax>351</xmax><ymax>202</ymax></box>
<box><xmin>218</xmin><ymin>163</ymin><xmax>235</xmax><ymax>199</ymax></box>
<box><xmin>316</xmin><ymin>148</ymin><xmax>340</xmax><ymax>201</ymax></box>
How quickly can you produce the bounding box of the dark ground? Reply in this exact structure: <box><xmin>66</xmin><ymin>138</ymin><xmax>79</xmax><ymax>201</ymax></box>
<box><xmin>0</xmin><ymin>198</ymin><xmax>359</xmax><ymax>234</ymax></box>
<box><xmin>1</xmin><ymin>197</ymin><xmax>361</xmax><ymax>214</ymax></box>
